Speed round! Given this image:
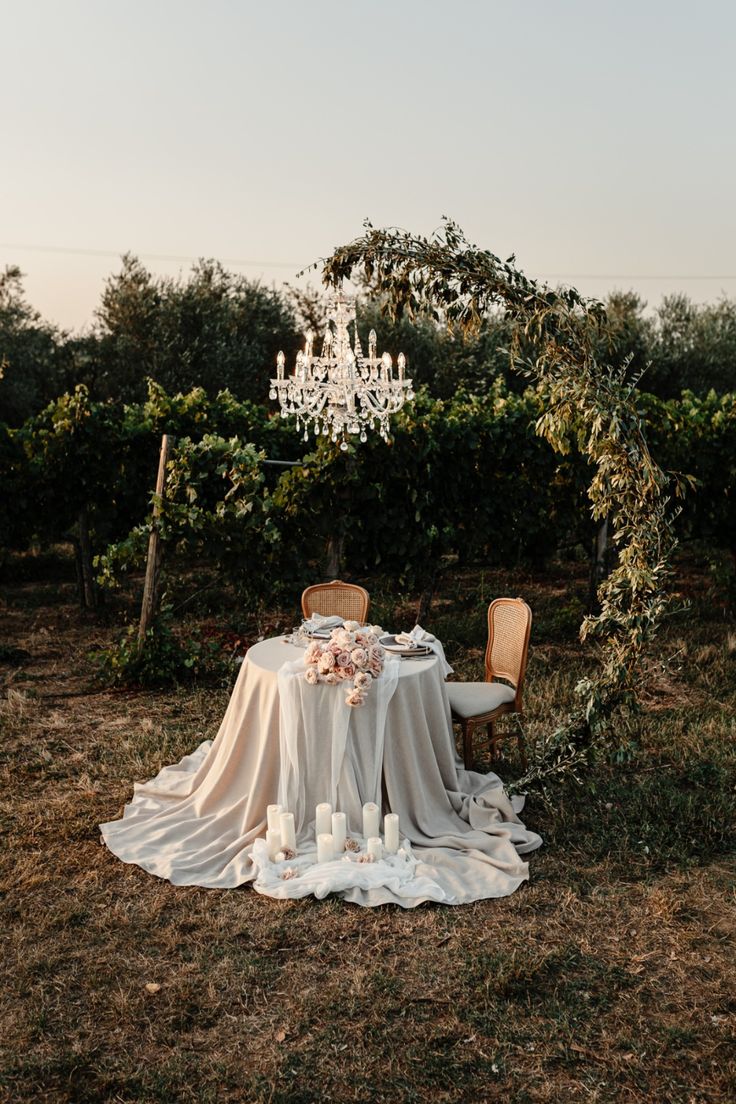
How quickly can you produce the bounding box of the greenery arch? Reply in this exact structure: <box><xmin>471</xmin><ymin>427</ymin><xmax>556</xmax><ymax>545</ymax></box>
<box><xmin>319</xmin><ymin>220</ymin><xmax>678</xmax><ymax>793</ymax></box>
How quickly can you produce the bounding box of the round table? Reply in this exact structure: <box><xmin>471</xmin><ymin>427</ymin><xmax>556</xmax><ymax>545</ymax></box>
<box><xmin>100</xmin><ymin>636</ymin><xmax>542</xmax><ymax>906</ymax></box>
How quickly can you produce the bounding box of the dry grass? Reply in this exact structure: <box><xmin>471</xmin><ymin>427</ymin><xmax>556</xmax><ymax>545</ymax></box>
<box><xmin>0</xmin><ymin>553</ymin><xmax>734</xmax><ymax>1103</ymax></box>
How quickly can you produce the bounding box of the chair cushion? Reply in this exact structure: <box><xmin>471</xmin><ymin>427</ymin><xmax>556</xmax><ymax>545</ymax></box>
<box><xmin>447</xmin><ymin>681</ymin><xmax>516</xmax><ymax>720</ymax></box>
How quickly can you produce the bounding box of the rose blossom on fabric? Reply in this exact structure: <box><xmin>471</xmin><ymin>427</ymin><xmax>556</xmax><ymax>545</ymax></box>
<box><xmin>304</xmin><ymin>667</ymin><xmax>319</xmax><ymax>685</ymax></box>
<box><xmin>354</xmin><ymin>671</ymin><xmax>372</xmax><ymax>690</ymax></box>
<box><xmin>342</xmin><ymin>664</ymin><xmax>355</xmax><ymax>679</ymax></box>
<box><xmin>370</xmin><ymin>644</ymin><xmax>384</xmax><ymax>662</ymax></box>
<box><xmin>305</xmin><ymin>642</ymin><xmax>322</xmax><ymax>663</ymax></box>
<box><xmin>336</xmin><ymin>651</ymin><xmax>351</xmax><ymax>668</ymax></box>
<box><xmin>334</xmin><ymin>629</ymin><xmax>353</xmax><ymax>648</ymax></box>
<box><xmin>329</xmin><ymin>642</ymin><xmax>343</xmax><ymax>656</ymax></box>
<box><xmin>345</xmin><ymin>689</ymin><xmax>366</xmax><ymax>707</ymax></box>
<box><xmin>322</xmin><ymin>672</ymin><xmax>338</xmax><ymax>685</ymax></box>
<box><xmin>343</xmin><ymin>620</ymin><xmax>361</xmax><ymax>632</ymax></box>
<box><xmin>350</xmin><ymin>647</ymin><xmax>368</xmax><ymax>667</ymax></box>
<box><xmin>318</xmin><ymin>652</ymin><xmax>335</xmax><ymax>673</ymax></box>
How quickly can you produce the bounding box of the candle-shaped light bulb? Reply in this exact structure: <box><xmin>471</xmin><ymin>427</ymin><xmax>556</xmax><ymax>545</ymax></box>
<box><xmin>276</xmin><ymin>351</ymin><xmax>285</xmax><ymax>380</ymax></box>
<box><xmin>397</xmin><ymin>352</ymin><xmax>406</xmax><ymax>381</ymax></box>
<box><xmin>381</xmin><ymin>352</ymin><xmax>392</xmax><ymax>379</ymax></box>
<box><xmin>368</xmin><ymin>328</ymin><xmax>377</xmax><ymax>357</ymax></box>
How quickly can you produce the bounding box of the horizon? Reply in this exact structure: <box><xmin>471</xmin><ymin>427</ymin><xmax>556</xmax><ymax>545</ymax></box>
<box><xmin>3</xmin><ymin>0</ymin><xmax>736</xmax><ymax>332</ymax></box>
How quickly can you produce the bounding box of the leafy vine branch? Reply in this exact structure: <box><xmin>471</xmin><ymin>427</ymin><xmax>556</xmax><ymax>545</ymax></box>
<box><xmin>320</xmin><ymin>219</ymin><xmax>679</xmax><ymax>792</ymax></box>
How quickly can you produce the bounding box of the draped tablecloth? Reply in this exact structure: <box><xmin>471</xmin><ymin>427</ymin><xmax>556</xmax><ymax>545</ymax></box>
<box><xmin>100</xmin><ymin>637</ymin><xmax>542</xmax><ymax>906</ymax></box>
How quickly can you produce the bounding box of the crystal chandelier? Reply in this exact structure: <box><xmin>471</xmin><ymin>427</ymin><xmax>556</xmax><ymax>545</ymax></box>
<box><xmin>269</xmin><ymin>292</ymin><xmax>414</xmax><ymax>449</ymax></box>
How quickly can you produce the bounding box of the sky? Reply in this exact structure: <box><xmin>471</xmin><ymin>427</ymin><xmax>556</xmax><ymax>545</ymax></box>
<box><xmin>2</xmin><ymin>0</ymin><xmax>736</xmax><ymax>332</ymax></box>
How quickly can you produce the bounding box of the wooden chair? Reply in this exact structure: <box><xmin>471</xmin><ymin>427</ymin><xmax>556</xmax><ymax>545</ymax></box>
<box><xmin>448</xmin><ymin>597</ymin><xmax>532</xmax><ymax>770</ymax></box>
<box><xmin>301</xmin><ymin>580</ymin><xmax>370</xmax><ymax>624</ymax></box>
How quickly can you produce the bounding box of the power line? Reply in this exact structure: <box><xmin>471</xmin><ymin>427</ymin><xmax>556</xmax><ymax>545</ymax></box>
<box><xmin>2</xmin><ymin>241</ymin><xmax>736</xmax><ymax>281</ymax></box>
<box><xmin>0</xmin><ymin>242</ymin><xmax>303</xmax><ymax>269</ymax></box>
<box><xmin>544</xmin><ymin>273</ymin><xmax>736</xmax><ymax>281</ymax></box>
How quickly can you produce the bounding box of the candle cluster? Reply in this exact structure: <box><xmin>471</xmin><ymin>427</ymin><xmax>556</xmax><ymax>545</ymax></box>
<box><xmin>264</xmin><ymin>802</ymin><xmax>401</xmax><ymax>865</ymax></box>
<box><xmin>314</xmin><ymin>801</ymin><xmax>400</xmax><ymax>864</ymax></box>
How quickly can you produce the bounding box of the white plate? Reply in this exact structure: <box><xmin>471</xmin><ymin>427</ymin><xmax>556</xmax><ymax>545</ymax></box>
<box><xmin>379</xmin><ymin>634</ymin><xmax>431</xmax><ymax>655</ymax></box>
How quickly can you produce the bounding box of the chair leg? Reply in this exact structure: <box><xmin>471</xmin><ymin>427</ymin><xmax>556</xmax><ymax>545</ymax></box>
<box><xmin>514</xmin><ymin>715</ymin><xmax>528</xmax><ymax>771</ymax></box>
<box><xmin>486</xmin><ymin>720</ymin><xmax>501</xmax><ymax>762</ymax></box>
<box><xmin>462</xmin><ymin>720</ymin><xmax>475</xmax><ymax>769</ymax></box>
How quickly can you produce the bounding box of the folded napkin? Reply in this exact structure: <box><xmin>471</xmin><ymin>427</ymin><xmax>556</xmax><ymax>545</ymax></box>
<box><xmin>396</xmin><ymin>625</ymin><xmax>453</xmax><ymax>677</ymax></box>
<box><xmin>303</xmin><ymin>613</ymin><xmax>345</xmax><ymax>632</ymax></box>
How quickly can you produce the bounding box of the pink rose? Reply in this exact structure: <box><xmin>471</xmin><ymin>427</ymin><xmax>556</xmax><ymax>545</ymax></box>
<box><xmin>318</xmin><ymin>651</ymin><xmax>335</xmax><ymax>673</ymax></box>
<box><xmin>370</xmin><ymin>644</ymin><xmax>384</xmax><ymax>661</ymax></box>
<box><xmin>305</xmin><ymin>642</ymin><xmax>322</xmax><ymax>663</ymax></box>
<box><xmin>330</xmin><ymin>642</ymin><xmax>342</xmax><ymax>656</ymax></box>
<box><xmin>345</xmin><ymin>689</ymin><xmax>366</xmax><ymax>707</ymax></box>
<box><xmin>354</xmin><ymin>671</ymin><xmax>372</xmax><ymax>690</ymax></box>
<box><xmin>322</xmin><ymin>672</ymin><xmax>338</xmax><ymax>685</ymax></box>
<box><xmin>304</xmin><ymin>667</ymin><xmax>319</xmax><ymax>685</ymax></box>
<box><xmin>336</xmin><ymin>651</ymin><xmax>351</xmax><ymax>668</ymax></box>
<box><xmin>369</xmin><ymin>661</ymin><xmax>383</xmax><ymax>678</ymax></box>
<box><xmin>342</xmin><ymin>664</ymin><xmax>355</xmax><ymax>679</ymax></box>
<box><xmin>350</xmin><ymin>647</ymin><xmax>368</xmax><ymax>667</ymax></box>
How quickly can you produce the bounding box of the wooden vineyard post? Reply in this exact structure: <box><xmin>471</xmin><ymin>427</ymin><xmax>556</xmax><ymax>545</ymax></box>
<box><xmin>77</xmin><ymin>506</ymin><xmax>98</xmax><ymax>609</ymax></box>
<box><xmin>138</xmin><ymin>434</ymin><xmax>173</xmax><ymax>644</ymax></box>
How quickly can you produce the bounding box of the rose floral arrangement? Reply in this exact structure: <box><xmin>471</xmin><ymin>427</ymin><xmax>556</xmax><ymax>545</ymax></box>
<box><xmin>303</xmin><ymin>620</ymin><xmax>385</xmax><ymax>706</ymax></box>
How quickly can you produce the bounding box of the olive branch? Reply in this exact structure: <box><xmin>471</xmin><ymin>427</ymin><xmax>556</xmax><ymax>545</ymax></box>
<box><xmin>320</xmin><ymin>219</ymin><xmax>678</xmax><ymax>792</ymax></box>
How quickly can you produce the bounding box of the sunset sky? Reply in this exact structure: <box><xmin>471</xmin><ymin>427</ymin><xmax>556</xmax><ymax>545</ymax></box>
<box><xmin>2</xmin><ymin>0</ymin><xmax>735</xmax><ymax>331</ymax></box>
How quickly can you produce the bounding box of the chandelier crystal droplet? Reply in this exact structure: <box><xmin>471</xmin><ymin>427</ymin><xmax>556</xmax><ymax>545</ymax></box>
<box><xmin>269</xmin><ymin>292</ymin><xmax>414</xmax><ymax>449</ymax></box>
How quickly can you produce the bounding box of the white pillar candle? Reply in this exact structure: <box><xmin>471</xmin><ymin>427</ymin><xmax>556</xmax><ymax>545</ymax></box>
<box><xmin>384</xmin><ymin>813</ymin><xmax>400</xmax><ymax>854</ymax></box>
<box><xmin>317</xmin><ymin>833</ymin><xmax>334</xmax><ymax>863</ymax></box>
<box><xmin>315</xmin><ymin>802</ymin><xmax>332</xmax><ymax>837</ymax></box>
<box><xmin>363</xmin><ymin>802</ymin><xmax>380</xmax><ymax>840</ymax></box>
<box><xmin>331</xmin><ymin>811</ymin><xmax>347</xmax><ymax>853</ymax></box>
<box><xmin>367</xmin><ymin>836</ymin><xmax>383</xmax><ymax>862</ymax></box>
<box><xmin>279</xmin><ymin>811</ymin><xmax>296</xmax><ymax>853</ymax></box>
<box><xmin>267</xmin><ymin>804</ymin><xmax>283</xmax><ymax>833</ymax></box>
<box><xmin>266</xmin><ymin>829</ymin><xmax>281</xmax><ymax>861</ymax></box>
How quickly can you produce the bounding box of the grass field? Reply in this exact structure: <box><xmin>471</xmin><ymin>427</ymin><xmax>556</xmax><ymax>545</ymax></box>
<box><xmin>1</xmin><ymin>550</ymin><xmax>734</xmax><ymax>1103</ymax></box>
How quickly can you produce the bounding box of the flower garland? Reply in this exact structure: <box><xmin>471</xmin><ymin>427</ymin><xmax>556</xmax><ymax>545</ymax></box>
<box><xmin>303</xmin><ymin>620</ymin><xmax>385</xmax><ymax>706</ymax></box>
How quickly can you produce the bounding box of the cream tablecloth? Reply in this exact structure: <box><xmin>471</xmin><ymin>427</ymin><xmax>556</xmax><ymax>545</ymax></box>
<box><xmin>100</xmin><ymin>637</ymin><xmax>542</xmax><ymax>906</ymax></box>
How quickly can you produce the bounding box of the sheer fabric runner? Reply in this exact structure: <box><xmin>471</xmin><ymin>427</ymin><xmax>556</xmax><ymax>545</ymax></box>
<box><xmin>100</xmin><ymin>637</ymin><xmax>542</xmax><ymax>906</ymax></box>
<box><xmin>276</xmin><ymin>654</ymin><xmax>400</xmax><ymax>843</ymax></box>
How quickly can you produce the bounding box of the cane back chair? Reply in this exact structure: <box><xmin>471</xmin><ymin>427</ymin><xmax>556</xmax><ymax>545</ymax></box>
<box><xmin>447</xmin><ymin>597</ymin><xmax>532</xmax><ymax>769</ymax></box>
<box><xmin>301</xmin><ymin>580</ymin><xmax>370</xmax><ymax>625</ymax></box>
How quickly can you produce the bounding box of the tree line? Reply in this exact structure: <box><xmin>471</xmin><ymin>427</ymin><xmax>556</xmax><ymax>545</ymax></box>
<box><xmin>2</xmin><ymin>257</ymin><xmax>736</xmax><ymax>428</ymax></box>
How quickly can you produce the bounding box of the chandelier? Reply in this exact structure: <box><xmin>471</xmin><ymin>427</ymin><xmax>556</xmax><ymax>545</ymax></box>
<box><xmin>269</xmin><ymin>293</ymin><xmax>414</xmax><ymax>449</ymax></box>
